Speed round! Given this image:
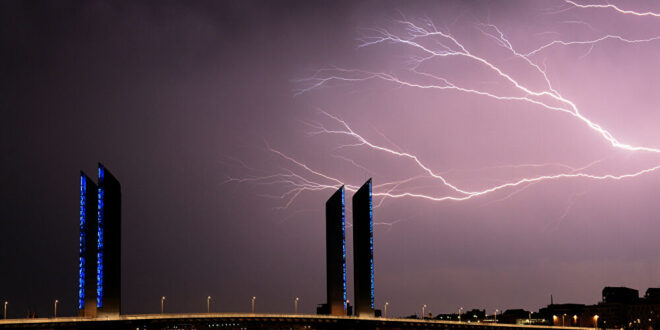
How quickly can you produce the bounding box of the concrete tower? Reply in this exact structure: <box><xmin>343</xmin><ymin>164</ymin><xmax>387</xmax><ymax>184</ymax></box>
<box><xmin>352</xmin><ymin>179</ymin><xmax>374</xmax><ymax>317</ymax></box>
<box><xmin>78</xmin><ymin>173</ymin><xmax>98</xmax><ymax>317</ymax></box>
<box><xmin>96</xmin><ymin>163</ymin><xmax>121</xmax><ymax>315</ymax></box>
<box><xmin>325</xmin><ymin>186</ymin><xmax>347</xmax><ymax>315</ymax></box>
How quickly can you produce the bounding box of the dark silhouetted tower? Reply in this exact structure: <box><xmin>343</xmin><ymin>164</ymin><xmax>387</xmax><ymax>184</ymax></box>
<box><xmin>325</xmin><ymin>186</ymin><xmax>347</xmax><ymax>315</ymax></box>
<box><xmin>97</xmin><ymin>163</ymin><xmax>121</xmax><ymax>315</ymax></box>
<box><xmin>78</xmin><ymin>173</ymin><xmax>98</xmax><ymax>317</ymax></box>
<box><xmin>352</xmin><ymin>179</ymin><xmax>374</xmax><ymax>317</ymax></box>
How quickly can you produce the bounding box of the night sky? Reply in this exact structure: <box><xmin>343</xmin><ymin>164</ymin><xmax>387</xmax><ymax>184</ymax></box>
<box><xmin>3</xmin><ymin>0</ymin><xmax>660</xmax><ymax>319</ymax></box>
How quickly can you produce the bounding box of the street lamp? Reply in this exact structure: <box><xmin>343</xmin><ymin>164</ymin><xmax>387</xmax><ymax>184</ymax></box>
<box><xmin>459</xmin><ymin>307</ymin><xmax>463</xmax><ymax>322</ymax></box>
<box><xmin>207</xmin><ymin>296</ymin><xmax>211</xmax><ymax>313</ymax></box>
<box><xmin>251</xmin><ymin>296</ymin><xmax>256</xmax><ymax>314</ymax></box>
<box><xmin>494</xmin><ymin>309</ymin><xmax>499</xmax><ymax>322</ymax></box>
<box><xmin>294</xmin><ymin>297</ymin><xmax>299</xmax><ymax>314</ymax></box>
<box><xmin>593</xmin><ymin>315</ymin><xmax>599</xmax><ymax>330</ymax></box>
<box><xmin>553</xmin><ymin>315</ymin><xmax>558</xmax><ymax>325</ymax></box>
<box><xmin>54</xmin><ymin>300</ymin><xmax>59</xmax><ymax>318</ymax></box>
<box><xmin>4</xmin><ymin>301</ymin><xmax>7</xmax><ymax>320</ymax></box>
<box><xmin>574</xmin><ymin>315</ymin><xmax>578</xmax><ymax>325</ymax></box>
<box><xmin>422</xmin><ymin>305</ymin><xmax>427</xmax><ymax>319</ymax></box>
<box><xmin>161</xmin><ymin>296</ymin><xmax>166</xmax><ymax>314</ymax></box>
<box><xmin>563</xmin><ymin>313</ymin><xmax>567</xmax><ymax>327</ymax></box>
<box><xmin>384</xmin><ymin>302</ymin><xmax>389</xmax><ymax>318</ymax></box>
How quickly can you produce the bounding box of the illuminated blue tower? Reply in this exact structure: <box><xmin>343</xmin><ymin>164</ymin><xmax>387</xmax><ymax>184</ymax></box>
<box><xmin>352</xmin><ymin>179</ymin><xmax>374</xmax><ymax>317</ymax></box>
<box><xmin>325</xmin><ymin>186</ymin><xmax>347</xmax><ymax>316</ymax></box>
<box><xmin>78</xmin><ymin>173</ymin><xmax>98</xmax><ymax>317</ymax></box>
<box><xmin>97</xmin><ymin>163</ymin><xmax>121</xmax><ymax>315</ymax></box>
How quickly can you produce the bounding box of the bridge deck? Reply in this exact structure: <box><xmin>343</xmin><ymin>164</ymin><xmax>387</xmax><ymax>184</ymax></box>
<box><xmin>0</xmin><ymin>313</ymin><xmax>597</xmax><ymax>329</ymax></box>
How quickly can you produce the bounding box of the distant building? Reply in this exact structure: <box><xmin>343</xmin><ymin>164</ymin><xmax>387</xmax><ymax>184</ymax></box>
<box><xmin>602</xmin><ymin>287</ymin><xmax>638</xmax><ymax>304</ymax></box>
<box><xmin>465</xmin><ymin>309</ymin><xmax>486</xmax><ymax>322</ymax></box>
<box><xmin>96</xmin><ymin>164</ymin><xmax>121</xmax><ymax>315</ymax></box>
<box><xmin>539</xmin><ymin>303</ymin><xmax>585</xmax><ymax>326</ymax></box>
<box><xmin>352</xmin><ymin>179</ymin><xmax>374</xmax><ymax>317</ymax></box>
<box><xmin>581</xmin><ymin>287</ymin><xmax>660</xmax><ymax>329</ymax></box>
<box><xmin>78</xmin><ymin>173</ymin><xmax>98</xmax><ymax>317</ymax></box>
<box><xmin>583</xmin><ymin>301</ymin><xmax>625</xmax><ymax>328</ymax></box>
<box><xmin>534</xmin><ymin>287</ymin><xmax>660</xmax><ymax>329</ymax></box>
<box><xmin>626</xmin><ymin>299</ymin><xmax>660</xmax><ymax>329</ymax></box>
<box><xmin>645</xmin><ymin>288</ymin><xmax>660</xmax><ymax>302</ymax></box>
<box><xmin>579</xmin><ymin>287</ymin><xmax>639</xmax><ymax>328</ymax></box>
<box><xmin>324</xmin><ymin>186</ymin><xmax>347</xmax><ymax>316</ymax></box>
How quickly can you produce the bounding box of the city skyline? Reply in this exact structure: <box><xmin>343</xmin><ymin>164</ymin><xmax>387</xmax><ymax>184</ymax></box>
<box><xmin>9</xmin><ymin>165</ymin><xmax>660</xmax><ymax>327</ymax></box>
<box><xmin>2</xmin><ymin>0</ymin><xmax>660</xmax><ymax>320</ymax></box>
<box><xmin>4</xmin><ymin>165</ymin><xmax>659</xmax><ymax>328</ymax></box>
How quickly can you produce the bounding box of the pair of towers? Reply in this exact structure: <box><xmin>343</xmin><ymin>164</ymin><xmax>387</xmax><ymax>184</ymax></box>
<box><xmin>78</xmin><ymin>163</ymin><xmax>121</xmax><ymax>317</ymax></box>
<box><xmin>325</xmin><ymin>179</ymin><xmax>374</xmax><ymax>317</ymax></box>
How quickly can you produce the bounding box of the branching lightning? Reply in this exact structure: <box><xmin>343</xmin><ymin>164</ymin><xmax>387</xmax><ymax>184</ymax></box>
<box><xmin>229</xmin><ymin>6</ymin><xmax>660</xmax><ymax>213</ymax></box>
<box><xmin>297</xmin><ymin>20</ymin><xmax>660</xmax><ymax>153</ymax></box>
<box><xmin>563</xmin><ymin>0</ymin><xmax>660</xmax><ymax>18</ymax></box>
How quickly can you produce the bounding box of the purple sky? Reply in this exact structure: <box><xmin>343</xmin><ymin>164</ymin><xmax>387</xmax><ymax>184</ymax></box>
<box><xmin>2</xmin><ymin>0</ymin><xmax>660</xmax><ymax>318</ymax></box>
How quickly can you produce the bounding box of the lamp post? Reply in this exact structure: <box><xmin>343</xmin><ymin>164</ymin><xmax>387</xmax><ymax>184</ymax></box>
<box><xmin>54</xmin><ymin>300</ymin><xmax>58</xmax><ymax>318</ymax></box>
<box><xmin>593</xmin><ymin>315</ymin><xmax>599</xmax><ymax>330</ymax></box>
<box><xmin>251</xmin><ymin>296</ymin><xmax>256</xmax><ymax>314</ymax></box>
<box><xmin>384</xmin><ymin>302</ymin><xmax>389</xmax><ymax>318</ymax></box>
<box><xmin>562</xmin><ymin>314</ymin><xmax>566</xmax><ymax>327</ymax></box>
<box><xmin>294</xmin><ymin>297</ymin><xmax>299</xmax><ymax>314</ymax></box>
<box><xmin>207</xmin><ymin>296</ymin><xmax>211</xmax><ymax>313</ymax></box>
<box><xmin>4</xmin><ymin>301</ymin><xmax>7</xmax><ymax>319</ymax></box>
<box><xmin>161</xmin><ymin>296</ymin><xmax>166</xmax><ymax>314</ymax></box>
<box><xmin>422</xmin><ymin>305</ymin><xmax>427</xmax><ymax>319</ymax></box>
<box><xmin>574</xmin><ymin>315</ymin><xmax>578</xmax><ymax>325</ymax></box>
<box><xmin>494</xmin><ymin>309</ymin><xmax>499</xmax><ymax>322</ymax></box>
<box><xmin>459</xmin><ymin>307</ymin><xmax>463</xmax><ymax>322</ymax></box>
<box><xmin>553</xmin><ymin>315</ymin><xmax>558</xmax><ymax>326</ymax></box>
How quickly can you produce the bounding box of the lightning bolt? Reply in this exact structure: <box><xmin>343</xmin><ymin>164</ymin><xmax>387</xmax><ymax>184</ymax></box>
<box><xmin>297</xmin><ymin>20</ymin><xmax>660</xmax><ymax>153</ymax></box>
<box><xmin>525</xmin><ymin>35</ymin><xmax>660</xmax><ymax>57</ymax></box>
<box><xmin>230</xmin><ymin>14</ymin><xmax>660</xmax><ymax>210</ymax></box>
<box><xmin>227</xmin><ymin>114</ymin><xmax>659</xmax><ymax>207</ymax></box>
<box><xmin>563</xmin><ymin>0</ymin><xmax>660</xmax><ymax>18</ymax></box>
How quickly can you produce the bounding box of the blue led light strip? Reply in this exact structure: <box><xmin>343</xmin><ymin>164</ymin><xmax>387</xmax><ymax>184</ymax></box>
<box><xmin>97</xmin><ymin>166</ymin><xmax>104</xmax><ymax>308</ymax></box>
<box><xmin>78</xmin><ymin>175</ymin><xmax>86</xmax><ymax>310</ymax></box>
<box><xmin>368</xmin><ymin>180</ymin><xmax>374</xmax><ymax>309</ymax></box>
<box><xmin>341</xmin><ymin>187</ymin><xmax>347</xmax><ymax>309</ymax></box>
